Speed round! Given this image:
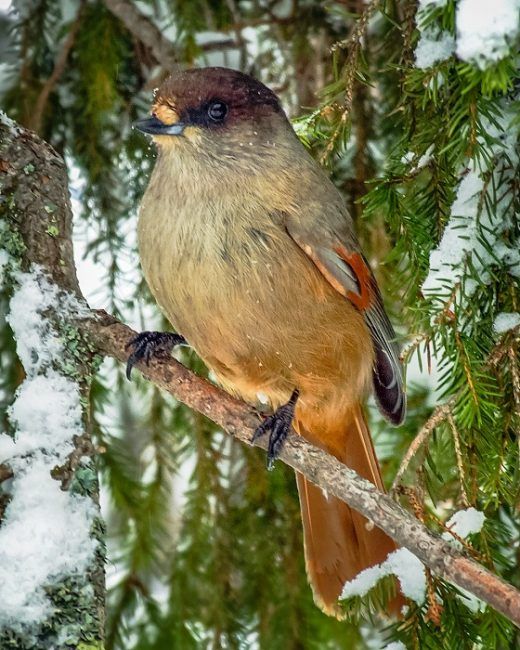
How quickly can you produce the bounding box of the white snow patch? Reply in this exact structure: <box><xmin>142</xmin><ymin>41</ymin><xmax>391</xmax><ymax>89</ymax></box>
<box><xmin>493</xmin><ymin>312</ymin><xmax>520</xmax><ymax>334</ymax></box>
<box><xmin>0</xmin><ymin>267</ymin><xmax>98</xmax><ymax>631</ymax></box>
<box><xmin>415</xmin><ymin>0</ymin><xmax>454</xmax><ymax>69</ymax></box>
<box><xmin>418</xmin><ymin>0</ymin><xmax>448</xmax><ymax>7</ymax></box>
<box><xmin>402</xmin><ymin>145</ymin><xmax>435</xmax><ymax>171</ymax></box>
<box><xmin>494</xmin><ymin>242</ymin><xmax>520</xmax><ymax>278</ymax></box>
<box><xmin>422</xmin><ymin>166</ymin><xmax>483</xmax><ymax>298</ymax></box>
<box><xmin>423</xmin><ymin>105</ymin><xmax>518</xmax><ymax>310</ymax></box>
<box><xmin>384</xmin><ymin>643</ymin><xmax>407</xmax><ymax>650</ymax></box>
<box><xmin>458</xmin><ymin>589</ymin><xmax>486</xmax><ymax>613</ymax></box>
<box><xmin>0</xmin><ymin>464</ymin><xmax>97</xmax><ymax>625</ymax></box>
<box><xmin>443</xmin><ymin>507</ymin><xmax>485</xmax><ymax>540</ymax></box>
<box><xmin>415</xmin><ymin>29</ymin><xmax>455</xmax><ymax>69</ymax></box>
<box><xmin>7</xmin><ymin>268</ymin><xmax>88</xmax><ymax>374</ymax></box>
<box><xmin>5</xmin><ymin>372</ymin><xmax>82</xmax><ymax>460</ymax></box>
<box><xmin>341</xmin><ymin>548</ymin><xmax>426</xmax><ymax>605</ymax></box>
<box><xmin>0</xmin><ymin>434</ymin><xmax>16</xmax><ymax>462</ymax></box>
<box><xmin>416</xmin><ymin>145</ymin><xmax>435</xmax><ymax>169</ymax></box>
<box><xmin>440</xmin><ymin>508</ymin><xmax>486</xmax><ymax>613</ymax></box>
<box><xmin>456</xmin><ymin>0</ymin><xmax>520</xmax><ymax>68</ymax></box>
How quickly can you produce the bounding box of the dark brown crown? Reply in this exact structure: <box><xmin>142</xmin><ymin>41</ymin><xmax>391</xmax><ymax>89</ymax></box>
<box><xmin>154</xmin><ymin>67</ymin><xmax>284</xmax><ymax>128</ymax></box>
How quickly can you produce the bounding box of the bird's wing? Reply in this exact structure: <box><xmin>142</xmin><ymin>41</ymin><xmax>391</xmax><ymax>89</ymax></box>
<box><xmin>285</xmin><ymin>211</ymin><xmax>405</xmax><ymax>425</ymax></box>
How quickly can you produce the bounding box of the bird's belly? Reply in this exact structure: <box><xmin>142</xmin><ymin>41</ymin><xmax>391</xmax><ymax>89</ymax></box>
<box><xmin>138</xmin><ymin>212</ymin><xmax>373</xmax><ymax>410</ymax></box>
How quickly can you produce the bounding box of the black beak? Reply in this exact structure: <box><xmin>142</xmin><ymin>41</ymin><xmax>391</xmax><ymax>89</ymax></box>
<box><xmin>134</xmin><ymin>116</ymin><xmax>186</xmax><ymax>136</ymax></box>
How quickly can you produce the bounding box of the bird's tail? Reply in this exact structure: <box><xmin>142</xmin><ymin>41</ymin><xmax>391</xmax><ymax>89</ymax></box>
<box><xmin>294</xmin><ymin>403</ymin><xmax>399</xmax><ymax>618</ymax></box>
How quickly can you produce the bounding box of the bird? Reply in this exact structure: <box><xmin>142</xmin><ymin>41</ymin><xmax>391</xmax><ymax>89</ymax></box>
<box><xmin>129</xmin><ymin>66</ymin><xmax>405</xmax><ymax>618</ymax></box>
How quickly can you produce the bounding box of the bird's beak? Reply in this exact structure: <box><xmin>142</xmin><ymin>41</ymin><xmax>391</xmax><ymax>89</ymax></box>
<box><xmin>134</xmin><ymin>116</ymin><xmax>186</xmax><ymax>136</ymax></box>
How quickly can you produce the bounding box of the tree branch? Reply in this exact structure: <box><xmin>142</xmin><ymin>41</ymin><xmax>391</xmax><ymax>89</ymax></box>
<box><xmin>103</xmin><ymin>0</ymin><xmax>178</xmax><ymax>71</ymax></box>
<box><xmin>0</xmin><ymin>114</ymin><xmax>104</xmax><ymax>645</ymax></box>
<box><xmin>28</xmin><ymin>0</ymin><xmax>86</xmax><ymax>134</ymax></box>
<box><xmin>2</xmin><ymin>115</ymin><xmax>520</xmax><ymax>628</ymax></box>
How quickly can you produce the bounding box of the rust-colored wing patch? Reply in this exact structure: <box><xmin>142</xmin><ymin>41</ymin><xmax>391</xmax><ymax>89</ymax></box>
<box><xmin>333</xmin><ymin>246</ymin><xmax>373</xmax><ymax>311</ymax></box>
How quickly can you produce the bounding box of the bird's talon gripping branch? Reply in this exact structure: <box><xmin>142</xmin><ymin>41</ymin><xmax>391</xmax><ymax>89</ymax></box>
<box><xmin>252</xmin><ymin>389</ymin><xmax>299</xmax><ymax>470</ymax></box>
<box><xmin>126</xmin><ymin>331</ymin><xmax>186</xmax><ymax>379</ymax></box>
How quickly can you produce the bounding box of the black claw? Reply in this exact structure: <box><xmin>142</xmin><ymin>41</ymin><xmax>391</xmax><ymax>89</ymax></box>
<box><xmin>252</xmin><ymin>389</ymin><xmax>299</xmax><ymax>470</ymax></box>
<box><xmin>126</xmin><ymin>331</ymin><xmax>186</xmax><ymax>380</ymax></box>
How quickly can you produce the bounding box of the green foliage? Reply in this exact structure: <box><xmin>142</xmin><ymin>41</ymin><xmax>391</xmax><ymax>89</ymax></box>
<box><xmin>1</xmin><ymin>0</ymin><xmax>519</xmax><ymax>648</ymax></box>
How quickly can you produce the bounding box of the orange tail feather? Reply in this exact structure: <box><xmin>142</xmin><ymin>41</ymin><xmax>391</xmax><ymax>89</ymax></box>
<box><xmin>295</xmin><ymin>403</ymin><xmax>399</xmax><ymax>618</ymax></box>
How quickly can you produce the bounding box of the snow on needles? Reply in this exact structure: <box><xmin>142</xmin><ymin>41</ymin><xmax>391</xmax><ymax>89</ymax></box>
<box><xmin>442</xmin><ymin>507</ymin><xmax>486</xmax><ymax>612</ymax></box>
<box><xmin>341</xmin><ymin>548</ymin><xmax>427</xmax><ymax>605</ymax></box>
<box><xmin>422</xmin><ymin>107</ymin><xmax>520</xmax><ymax>307</ymax></box>
<box><xmin>422</xmin><ymin>166</ymin><xmax>483</xmax><ymax>299</ymax></box>
<box><xmin>0</xmin><ymin>267</ymin><xmax>98</xmax><ymax>631</ymax></box>
<box><xmin>443</xmin><ymin>507</ymin><xmax>485</xmax><ymax>541</ymax></box>
<box><xmin>415</xmin><ymin>1</ymin><xmax>454</xmax><ymax>69</ymax></box>
<box><xmin>415</xmin><ymin>29</ymin><xmax>455</xmax><ymax>69</ymax></box>
<box><xmin>493</xmin><ymin>312</ymin><xmax>520</xmax><ymax>334</ymax></box>
<box><xmin>456</xmin><ymin>0</ymin><xmax>520</xmax><ymax>68</ymax></box>
<box><xmin>415</xmin><ymin>0</ymin><xmax>520</xmax><ymax>70</ymax></box>
<box><xmin>341</xmin><ymin>508</ymin><xmax>486</xmax><ymax>610</ymax></box>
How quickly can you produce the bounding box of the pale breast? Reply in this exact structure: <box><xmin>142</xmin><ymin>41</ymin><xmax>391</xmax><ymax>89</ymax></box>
<box><xmin>137</xmin><ymin>150</ymin><xmax>373</xmax><ymax>410</ymax></box>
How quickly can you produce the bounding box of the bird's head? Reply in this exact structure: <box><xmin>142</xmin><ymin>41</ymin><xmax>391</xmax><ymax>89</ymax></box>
<box><xmin>135</xmin><ymin>67</ymin><xmax>293</xmax><ymax>163</ymax></box>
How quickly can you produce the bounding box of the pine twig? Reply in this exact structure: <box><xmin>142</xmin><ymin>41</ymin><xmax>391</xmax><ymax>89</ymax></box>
<box><xmin>391</xmin><ymin>400</ymin><xmax>454</xmax><ymax>491</ymax></box>
<box><xmin>508</xmin><ymin>344</ymin><xmax>520</xmax><ymax>417</ymax></box>
<box><xmin>320</xmin><ymin>0</ymin><xmax>379</xmax><ymax>164</ymax></box>
<box><xmin>2</xmin><ymin>115</ymin><xmax>520</xmax><ymax>629</ymax></box>
<box><xmin>447</xmin><ymin>412</ymin><xmax>470</xmax><ymax>508</ymax></box>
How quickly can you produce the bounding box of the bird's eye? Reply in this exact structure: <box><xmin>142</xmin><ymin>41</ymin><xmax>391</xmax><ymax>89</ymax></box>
<box><xmin>207</xmin><ymin>101</ymin><xmax>228</xmax><ymax>122</ymax></box>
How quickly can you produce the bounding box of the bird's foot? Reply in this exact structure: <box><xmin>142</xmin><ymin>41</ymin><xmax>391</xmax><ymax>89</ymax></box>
<box><xmin>252</xmin><ymin>389</ymin><xmax>299</xmax><ymax>470</ymax></box>
<box><xmin>126</xmin><ymin>331</ymin><xmax>186</xmax><ymax>379</ymax></box>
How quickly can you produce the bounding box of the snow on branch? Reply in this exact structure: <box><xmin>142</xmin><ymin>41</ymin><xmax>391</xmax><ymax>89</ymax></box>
<box><xmin>0</xmin><ymin>269</ymin><xmax>97</xmax><ymax>629</ymax></box>
<box><xmin>2</xmin><ymin>117</ymin><xmax>520</xmax><ymax>628</ymax></box>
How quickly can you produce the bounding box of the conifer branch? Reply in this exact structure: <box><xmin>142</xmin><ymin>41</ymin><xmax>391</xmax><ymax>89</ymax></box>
<box><xmin>2</xmin><ymin>117</ymin><xmax>520</xmax><ymax>628</ymax></box>
<box><xmin>392</xmin><ymin>328</ymin><xmax>519</xmax><ymax>491</ymax></box>
<box><xmin>320</xmin><ymin>0</ymin><xmax>379</xmax><ymax>163</ymax></box>
<box><xmin>103</xmin><ymin>0</ymin><xmax>241</xmax><ymax>74</ymax></box>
